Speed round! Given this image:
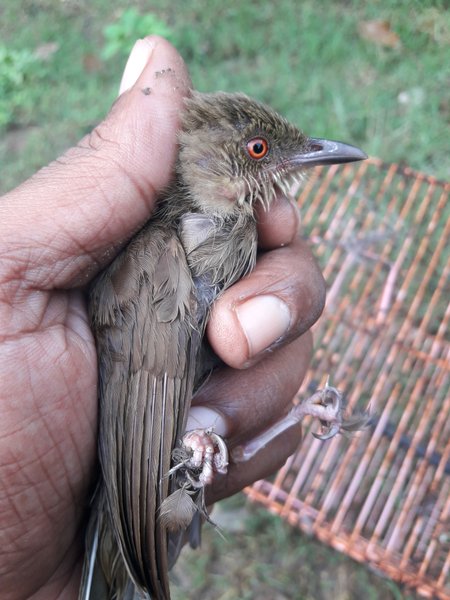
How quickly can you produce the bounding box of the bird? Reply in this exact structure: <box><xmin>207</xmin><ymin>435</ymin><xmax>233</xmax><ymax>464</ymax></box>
<box><xmin>81</xmin><ymin>91</ymin><xmax>367</xmax><ymax>600</ymax></box>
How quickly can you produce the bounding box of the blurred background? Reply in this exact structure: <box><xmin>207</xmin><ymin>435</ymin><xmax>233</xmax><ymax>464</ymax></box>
<box><xmin>1</xmin><ymin>1</ymin><xmax>448</xmax><ymax>598</ymax></box>
<box><xmin>1</xmin><ymin>0</ymin><xmax>449</xmax><ymax>195</ymax></box>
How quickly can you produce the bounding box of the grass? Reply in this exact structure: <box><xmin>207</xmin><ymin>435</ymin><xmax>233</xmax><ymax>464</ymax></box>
<box><xmin>1</xmin><ymin>0</ymin><xmax>449</xmax><ymax>194</ymax></box>
<box><xmin>1</xmin><ymin>1</ymin><xmax>446</xmax><ymax>597</ymax></box>
<box><xmin>171</xmin><ymin>496</ymin><xmax>415</xmax><ymax>600</ymax></box>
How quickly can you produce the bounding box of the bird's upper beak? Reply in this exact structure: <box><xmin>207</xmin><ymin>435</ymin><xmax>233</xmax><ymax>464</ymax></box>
<box><xmin>288</xmin><ymin>138</ymin><xmax>367</xmax><ymax>168</ymax></box>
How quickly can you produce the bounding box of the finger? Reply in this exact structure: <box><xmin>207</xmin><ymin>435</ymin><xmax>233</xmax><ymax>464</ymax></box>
<box><xmin>189</xmin><ymin>334</ymin><xmax>311</xmax><ymax>504</ymax></box>
<box><xmin>0</xmin><ymin>36</ymin><xmax>191</xmax><ymax>290</ymax></box>
<box><xmin>255</xmin><ymin>192</ymin><xmax>300</xmax><ymax>250</ymax></box>
<box><xmin>206</xmin><ymin>236</ymin><xmax>326</xmax><ymax>369</ymax></box>
<box><xmin>188</xmin><ymin>333</ymin><xmax>312</xmax><ymax>444</ymax></box>
<box><xmin>207</xmin><ymin>421</ymin><xmax>303</xmax><ymax>504</ymax></box>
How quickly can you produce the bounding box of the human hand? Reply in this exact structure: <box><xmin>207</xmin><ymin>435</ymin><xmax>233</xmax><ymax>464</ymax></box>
<box><xmin>0</xmin><ymin>36</ymin><xmax>325</xmax><ymax>600</ymax></box>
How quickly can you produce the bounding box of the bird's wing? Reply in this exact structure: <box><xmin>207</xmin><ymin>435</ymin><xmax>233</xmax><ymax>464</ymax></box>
<box><xmin>88</xmin><ymin>221</ymin><xmax>201</xmax><ymax>599</ymax></box>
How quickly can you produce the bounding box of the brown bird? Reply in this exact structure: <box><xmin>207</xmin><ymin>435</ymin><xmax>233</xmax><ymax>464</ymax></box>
<box><xmin>81</xmin><ymin>91</ymin><xmax>367</xmax><ymax>600</ymax></box>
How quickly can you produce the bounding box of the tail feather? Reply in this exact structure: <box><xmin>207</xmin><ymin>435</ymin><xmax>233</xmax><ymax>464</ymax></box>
<box><xmin>79</xmin><ymin>490</ymin><xmax>135</xmax><ymax>600</ymax></box>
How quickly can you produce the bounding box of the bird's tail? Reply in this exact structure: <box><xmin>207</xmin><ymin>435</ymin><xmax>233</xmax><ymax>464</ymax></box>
<box><xmin>79</xmin><ymin>490</ymin><xmax>137</xmax><ymax>600</ymax></box>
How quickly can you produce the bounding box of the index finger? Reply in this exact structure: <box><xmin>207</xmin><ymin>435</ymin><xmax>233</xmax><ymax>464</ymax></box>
<box><xmin>255</xmin><ymin>192</ymin><xmax>300</xmax><ymax>249</ymax></box>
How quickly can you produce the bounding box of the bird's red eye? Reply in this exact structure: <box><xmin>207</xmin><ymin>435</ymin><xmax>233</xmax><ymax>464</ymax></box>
<box><xmin>246</xmin><ymin>137</ymin><xmax>269</xmax><ymax>160</ymax></box>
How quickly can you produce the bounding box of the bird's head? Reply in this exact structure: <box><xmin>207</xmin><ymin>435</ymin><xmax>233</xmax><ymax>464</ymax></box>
<box><xmin>178</xmin><ymin>91</ymin><xmax>366</xmax><ymax>217</ymax></box>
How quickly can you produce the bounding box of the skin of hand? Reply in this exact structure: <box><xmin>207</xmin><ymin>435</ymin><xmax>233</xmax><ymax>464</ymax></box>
<box><xmin>0</xmin><ymin>36</ymin><xmax>325</xmax><ymax>600</ymax></box>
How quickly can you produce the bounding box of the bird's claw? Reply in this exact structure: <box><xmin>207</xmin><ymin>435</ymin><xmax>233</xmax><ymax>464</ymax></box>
<box><xmin>174</xmin><ymin>429</ymin><xmax>229</xmax><ymax>488</ymax></box>
<box><xmin>313</xmin><ymin>422</ymin><xmax>341</xmax><ymax>441</ymax></box>
<box><xmin>303</xmin><ymin>385</ymin><xmax>343</xmax><ymax>441</ymax></box>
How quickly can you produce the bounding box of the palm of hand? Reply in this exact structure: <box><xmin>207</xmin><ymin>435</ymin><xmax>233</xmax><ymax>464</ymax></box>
<box><xmin>1</xmin><ymin>289</ymin><xmax>97</xmax><ymax>598</ymax></box>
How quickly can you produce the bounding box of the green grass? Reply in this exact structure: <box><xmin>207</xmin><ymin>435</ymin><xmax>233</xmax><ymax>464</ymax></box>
<box><xmin>0</xmin><ymin>2</ymin><xmax>445</xmax><ymax>597</ymax></box>
<box><xmin>1</xmin><ymin>0</ymin><xmax>449</xmax><ymax>194</ymax></box>
<box><xmin>171</xmin><ymin>496</ymin><xmax>414</xmax><ymax>600</ymax></box>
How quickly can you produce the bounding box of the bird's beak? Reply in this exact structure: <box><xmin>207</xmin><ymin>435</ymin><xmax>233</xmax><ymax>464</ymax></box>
<box><xmin>289</xmin><ymin>138</ymin><xmax>367</xmax><ymax>169</ymax></box>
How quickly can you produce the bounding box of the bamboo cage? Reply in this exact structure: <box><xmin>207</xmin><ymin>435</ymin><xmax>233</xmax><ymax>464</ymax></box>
<box><xmin>245</xmin><ymin>158</ymin><xmax>450</xmax><ymax>599</ymax></box>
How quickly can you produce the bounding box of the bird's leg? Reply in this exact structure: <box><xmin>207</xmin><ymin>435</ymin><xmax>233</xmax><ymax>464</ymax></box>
<box><xmin>160</xmin><ymin>430</ymin><xmax>228</xmax><ymax>531</ymax></box>
<box><xmin>175</xmin><ymin>429</ymin><xmax>229</xmax><ymax>487</ymax></box>
<box><xmin>232</xmin><ymin>384</ymin><xmax>370</xmax><ymax>463</ymax></box>
<box><xmin>163</xmin><ymin>386</ymin><xmax>368</xmax><ymax>532</ymax></box>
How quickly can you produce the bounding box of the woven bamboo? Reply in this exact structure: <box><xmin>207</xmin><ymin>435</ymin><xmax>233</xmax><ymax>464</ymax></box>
<box><xmin>245</xmin><ymin>158</ymin><xmax>450</xmax><ymax>599</ymax></box>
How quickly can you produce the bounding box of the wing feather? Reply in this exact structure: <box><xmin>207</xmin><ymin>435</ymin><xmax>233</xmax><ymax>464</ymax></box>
<box><xmin>89</xmin><ymin>222</ymin><xmax>201</xmax><ymax>599</ymax></box>
<box><xmin>84</xmin><ymin>210</ymin><xmax>257</xmax><ymax>599</ymax></box>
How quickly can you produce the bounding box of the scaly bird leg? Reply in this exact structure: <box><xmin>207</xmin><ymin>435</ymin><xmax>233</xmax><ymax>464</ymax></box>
<box><xmin>161</xmin><ymin>387</ymin><xmax>369</xmax><ymax>532</ymax></box>
<box><xmin>232</xmin><ymin>385</ymin><xmax>370</xmax><ymax>463</ymax></box>
<box><xmin>165</xmin><ymin>386</ymin><xmax>369</xmax><ymax>507</ymax></box>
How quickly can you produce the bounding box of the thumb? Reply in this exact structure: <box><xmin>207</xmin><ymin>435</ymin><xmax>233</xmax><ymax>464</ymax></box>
<box><xmin>0</xmin><ymin>36</ymin><xmax>191</xmax><ymax>291</ymax></box>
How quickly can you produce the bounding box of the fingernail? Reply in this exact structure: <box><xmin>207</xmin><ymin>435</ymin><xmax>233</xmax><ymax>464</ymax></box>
<box><xmin>119</xmin><ymin>38</ymin><xmax>155</xmax><ymax>95</ymax></box>
<box><xmin>186</xmin><ymin>407</ymin><xmax>229</xmax><ymax>437</ymax></box>
<box><xmin>236</xmin><ymin>295</ymin><xmax>291</xmax><ymax>358</ymax></box>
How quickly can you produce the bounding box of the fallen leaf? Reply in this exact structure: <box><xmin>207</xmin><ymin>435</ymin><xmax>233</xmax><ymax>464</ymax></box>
<box><xmin>358</xmin><ymin>19</ymin><xmax>402</xmax><ymax>49</ymax></box>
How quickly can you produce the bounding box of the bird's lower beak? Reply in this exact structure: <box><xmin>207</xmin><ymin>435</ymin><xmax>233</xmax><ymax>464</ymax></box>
<box><xmin>289</xmin><ymin>138</ymin><xmax>367</xmax><ymax>168</ymax></box>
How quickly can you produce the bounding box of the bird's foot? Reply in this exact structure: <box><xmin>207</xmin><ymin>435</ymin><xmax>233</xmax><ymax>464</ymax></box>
<box><xmin>182</xmin><ymin>428</ymin><xmax>229</xmax><ymax>487</ymax></box>
<box><xmin>160</xmin><ymin>430</ymin><xmax>229</xmax><ymax>531</ymax></box>
<box><xmin>299</xmin><ymin>385</ymin><xmax>343</xmax><ymax>441</ymax></box>
<box><xmin>232</xmin><ymin>381</ymin><xmax>371</xmax><ymax>462</ymax></box>
<box><xmin>169</xmin><ymin>428</ymin><xmax>229</xmax><ymax>488</ymax></box>
<box><xmin>300</xmin><ymin>384</ymin><xmax>372</xmax><ymax>439</ymax></box>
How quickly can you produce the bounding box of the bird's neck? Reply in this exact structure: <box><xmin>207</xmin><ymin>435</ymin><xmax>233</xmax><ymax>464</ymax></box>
<box><xmin>155</xmin><ymin>179</ymin><xmax>258</xmax><ymax>301</ymax></box>
<box><xmin>178</xmin><ymin>208</ymin><xmax>257</xmax><ymax>292</ymax></box>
